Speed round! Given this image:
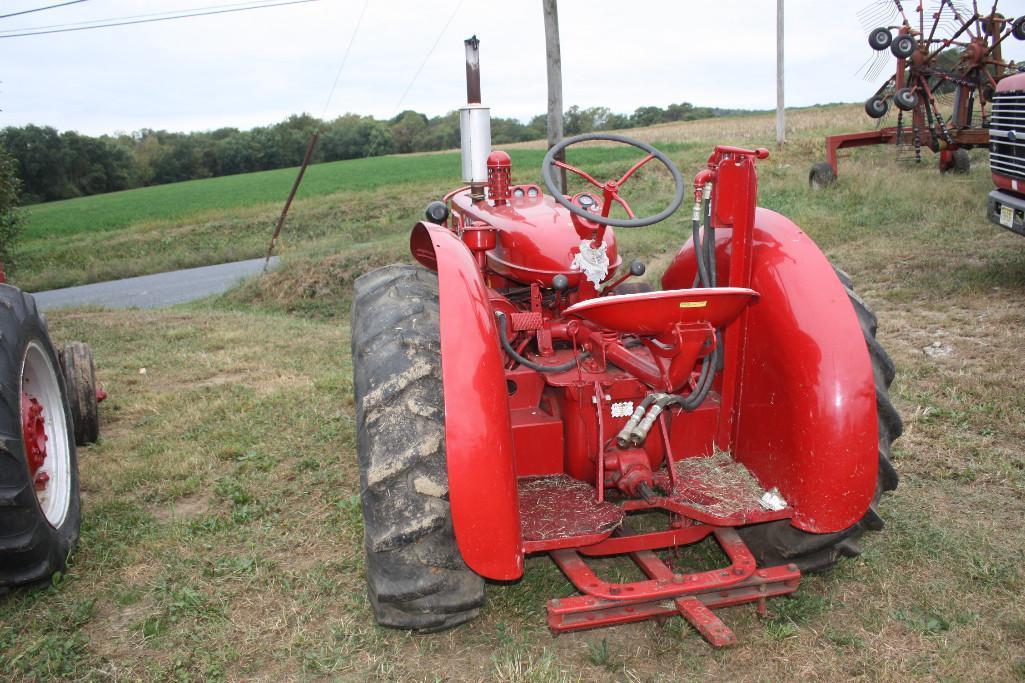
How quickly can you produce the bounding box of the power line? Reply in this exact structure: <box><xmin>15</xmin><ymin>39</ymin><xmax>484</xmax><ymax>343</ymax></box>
<box><xmin>320</xmin><ymin>0</ymin><xmax>369</xmax><ymax>118</ymax></box>
<box><xmin>0</xmin><ymin>0</ymin><xmax>320</xmax><ymax>38</ymax></box>
<box><xmin>265</xmin><ymin>0</ymin><xmax>371</xmax><ymax>268</ymax></box>
<box><xmin>392</xmin><ymin>0</ymin><xmax>464</xmax><ymax>116</ymax></box>
<box><xmin>0</xmin><ymin>1</ymin><xmax>88</xmax><ymax>21</ymax></box>
<box><xmin>0</xmin><ymin>0</ymin><xmax>292</xmax><ymax>34</ymax></box>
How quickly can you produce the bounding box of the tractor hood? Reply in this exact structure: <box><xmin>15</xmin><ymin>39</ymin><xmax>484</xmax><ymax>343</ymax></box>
<box><xmin>450</xmin><ymin>188</ymin><xmax>620</xmax><ymax>288</ymax></box>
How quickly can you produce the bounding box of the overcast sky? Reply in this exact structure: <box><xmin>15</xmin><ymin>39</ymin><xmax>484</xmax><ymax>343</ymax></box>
<box><xmin>1</xmin><ymin>0</ymin><xmax>1023</xmax><ymax>136</ymax></box>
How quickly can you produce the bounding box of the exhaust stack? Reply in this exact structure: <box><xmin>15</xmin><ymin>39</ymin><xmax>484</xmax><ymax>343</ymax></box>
<box><xmin>460</xmin><ymin>35</ymin><xmax>491</xmax><ymax>203</ymax></box>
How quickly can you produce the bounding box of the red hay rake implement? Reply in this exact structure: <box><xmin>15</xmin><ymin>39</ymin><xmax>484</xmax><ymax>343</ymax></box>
<box><xmin>810</xmin><ymin>0</ymin><xmax>1025</xmax><ymax>186</ymax></box>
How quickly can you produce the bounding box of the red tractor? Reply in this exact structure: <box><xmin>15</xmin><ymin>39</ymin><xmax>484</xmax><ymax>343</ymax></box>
<box><xmin>351</xmin><ymin>42</ymin><xmax>901</xmax><ymax>645</ymax></box>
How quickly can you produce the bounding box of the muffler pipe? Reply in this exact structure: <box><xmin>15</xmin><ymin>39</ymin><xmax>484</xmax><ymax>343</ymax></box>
<box><xmin>460</xmin><ymin>35</ymin><xmax>491</xmax><ymax>203</ymax></box>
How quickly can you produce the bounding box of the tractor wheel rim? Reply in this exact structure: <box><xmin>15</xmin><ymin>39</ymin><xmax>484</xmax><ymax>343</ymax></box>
<box><xmin>21</xmin><ymin>341</ymin><xmax>71</xmax><ymax>527</ymax></box>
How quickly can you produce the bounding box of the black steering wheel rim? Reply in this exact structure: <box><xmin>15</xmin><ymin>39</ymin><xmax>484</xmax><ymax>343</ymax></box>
<box><xmin>541</xmin><ymin>132</ymin><xmax>686</xmax><ymax>229</ymax></box>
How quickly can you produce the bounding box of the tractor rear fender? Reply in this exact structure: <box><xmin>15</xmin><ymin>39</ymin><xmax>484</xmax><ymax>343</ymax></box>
<box><xmin>409</xmin><ymin>222</ymin><xmax>524</xmax><ymax>580</ymax></box>
<box><xmin>662</xmin><ymin>208</ymin><xmax>878</xmax><ymax>533</ymax></box>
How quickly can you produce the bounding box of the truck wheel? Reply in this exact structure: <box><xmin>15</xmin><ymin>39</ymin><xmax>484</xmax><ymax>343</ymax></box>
<box><xmin>60</xmin><ymin>342</ymin><xmax>99</xmax><ymax>445</ymax></box>
<box><xmin>0</xmin><ymin>286</ymin><xmax>80</xmax><ymax>588</ymax></box>
<box><xmin>738</xmin><ymin>269</ymin><xmax>901</xmax><ymax>572</ymax></box>
<box><xmin>351</xmin><ymin>264</ymin><xmax>484</xmax><ymax>631</ymax></box>
<box><xmin>808</xmin><ymin>162</ymin><xmax>837</xmax><ymax>189</ymax></box>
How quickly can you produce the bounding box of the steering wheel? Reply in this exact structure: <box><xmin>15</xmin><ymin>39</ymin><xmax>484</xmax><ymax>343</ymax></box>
<box><xmin>541</xmin><ymin>133</ymin><xmax>686</xmax><ymax>229</ymax></box>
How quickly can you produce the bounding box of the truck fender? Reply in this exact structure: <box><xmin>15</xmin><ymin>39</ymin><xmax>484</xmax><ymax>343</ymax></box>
<box><xmin>409</xmin><ymin>221</ymin><xmax>524</xmax><ymax>580</ymax></box>
<box><xmin>662</xmin><ymin>208</ymin><xmax>877</xmax><ymax>533</ymax></box>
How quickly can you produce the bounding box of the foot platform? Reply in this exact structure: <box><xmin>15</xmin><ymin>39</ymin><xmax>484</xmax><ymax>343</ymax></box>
<box><xmin>546</xmin><ymin>527</ymin><xmax>801</xmax><ymax>647</ymax></box>
<box><xmin>519</xmin><ymin>475</ymin><xmax>623</xmax><ymax>553</ymax></box>
<box><xmin>650</xmin><ymin>453</ymin><xmax>793</xmax><ymax>526</ymax></box>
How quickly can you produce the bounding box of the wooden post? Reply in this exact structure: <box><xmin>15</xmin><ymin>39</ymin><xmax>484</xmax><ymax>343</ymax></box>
<box><xmin>543</xmin><ymin>0</ymin><xmax>566</xmax><ymax>193</ymax></box>
<box><xmin>776</xmin><ymin>0</ymin><xmax>785</xmax><ymax>148</ymax></box>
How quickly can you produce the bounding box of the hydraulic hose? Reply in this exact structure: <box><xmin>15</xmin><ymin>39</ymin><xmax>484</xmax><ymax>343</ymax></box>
<box><xmin>494</xmin><ymin>311</ymin><xmax>590</xmax><ymax>373</ymax></box>
<box><xmin>615</xmin><ymin>392</ymin><xmax>666</xmax><ymax>448</ymax></box>
<box><xmin>623</xmin><ymin>183</ymin><xmax>724</xmax><ymax>447</ymax></box>
<box><xmin>702</xmin><ymin>184</ymin><xmax>716</xmax><ymax>288</ymax></box>
<box><xmin>692</xmin><ymin>198</ymin><xmax>711</xmax><ymax>288</ymax></box>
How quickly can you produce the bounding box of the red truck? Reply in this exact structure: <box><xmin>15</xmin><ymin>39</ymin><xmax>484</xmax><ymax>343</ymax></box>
<box><xmin>989</xmin><ymin>70</ymin><xmax>1025</xmax><ymax>236</ymax></box>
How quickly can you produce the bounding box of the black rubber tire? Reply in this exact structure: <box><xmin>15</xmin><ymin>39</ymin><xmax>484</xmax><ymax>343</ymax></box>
<box><xmin>951</xmin><ymin>149</ymin><xmax>971</xmax><ymax>174</ymax></box>
<box><xmin>894</xmin><ymin>88</ymin><xmax>918</xmax><ymax>112</ymax></box>
<box><xmin>868</xmin><ymin>27</ymin><xmax>892</xmax><ymax>51</ymax></box>
<box><xmin>865</xmin><ymin>96</ymin><xmax>889</xmax><ymax>119</ymax></box>
<box><xmin>614</xmin><ymin>281</ymin><xmax>654</xmax><ymax>295</ymax></box>
<box><xmin>0</xmin><ymin>286</ymin><xmax>81</xmax><ymax>588</ymax></box>
<box><xmin>808</xmin><ymin>162</ymin><xmax>838</xmax><ymax>189</ymax></box>
<box><xmin>351</xmin><ymin>263</ymin><xmax>484</xmax><ymax>632</ymax></box>
<box><xmin>891</xmin><ymin>34</ymin><xmax>916</xmax><ymax>58</ymax></box>
<box><xmin>738</xmin><ymin>268</ymin><xmax>901</xmax><ymax>573</ymax></box>
<box><xmin>60</xmin><ymin>342</ymin><xmax>99</xmax><ymax>446</ymax></box>
<box><xmin>1012</xmin><ymin>16</ymin><xmax>1025</xmax><ymax>41</ymax></box>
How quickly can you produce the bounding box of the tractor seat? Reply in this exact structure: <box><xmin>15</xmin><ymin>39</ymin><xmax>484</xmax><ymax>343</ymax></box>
<box><xmin>564</xmin><ymin>287</ymin><xmax>759</xmax><ymax>336</ymax></box>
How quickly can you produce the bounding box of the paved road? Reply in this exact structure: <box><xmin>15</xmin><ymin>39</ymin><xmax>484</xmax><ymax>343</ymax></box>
<box><xmin>32</xmin><ymin>257</ymin><xmax>279</xmax><ymax>311</ymax></box>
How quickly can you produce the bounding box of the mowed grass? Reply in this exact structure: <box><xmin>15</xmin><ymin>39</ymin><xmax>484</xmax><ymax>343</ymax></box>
<box><xmin>1</xmin><ymin>105</ymin><xmax>1024</xmax><ymax>680</ymax></box>
<box><xmin>15</xmin><ymin>145</ymin><xmax>660</xmax><ymax>292</ymax></box>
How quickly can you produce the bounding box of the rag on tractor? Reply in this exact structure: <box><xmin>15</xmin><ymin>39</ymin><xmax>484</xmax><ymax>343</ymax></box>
<box><xmin>352</xmin><ymin>39</ymin><xmax>901</xmax><ymax>645</ymax></box>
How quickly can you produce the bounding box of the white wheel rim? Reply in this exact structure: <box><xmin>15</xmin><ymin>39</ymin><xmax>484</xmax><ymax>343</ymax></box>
<box><xmin>22</xmin><ymin>341</ymin><xmax>72</xmax><ymax>528</ymax></box>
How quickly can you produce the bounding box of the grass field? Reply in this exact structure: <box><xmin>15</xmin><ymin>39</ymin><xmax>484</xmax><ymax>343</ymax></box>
<box><xmin>1</xmin><ymin>105</ymin><xmax>1024</xmax><ymax>680</ymax></box>
<box><xmin>15</xmin><ymin>145</ymin><xmax>663</xmax><ymax>292</ymax></box>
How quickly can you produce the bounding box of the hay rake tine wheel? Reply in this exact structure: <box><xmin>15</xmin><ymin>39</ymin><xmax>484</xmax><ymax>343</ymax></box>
<box><xmin>816</xmin><ymin>0</ymin><xmax>1023</xmax><ymax>184</ymax></box>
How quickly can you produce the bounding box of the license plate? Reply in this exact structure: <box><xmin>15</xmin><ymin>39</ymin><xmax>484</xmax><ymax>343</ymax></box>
<box><xmin>1000</xmin><ymin>205</ymin><xmax>1015</xmax><ymax>228</ymax></box>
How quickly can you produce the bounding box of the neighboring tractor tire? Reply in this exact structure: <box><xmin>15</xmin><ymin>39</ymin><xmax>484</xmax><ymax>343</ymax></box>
<box><xmin>893</xmin><ymin>87</ymin><xmax>918</xmax><ymax>112</ymax></box>
<box><xmin>891</xmin><ymin>33</ymin><xmax>916</xmax><ymax>58</ymax></box>
<box><xmin>738</xmin><ymin>268</ymin><xmax>901</xmax><ymax>573</ymax></box>
<box><xmin>60</xmin><ymin>342</ymin><xmax>99</xmax><ymax>446</ymax></box>
<box><xmin>0</xmin><ymin>286</ymin><xmax>80</xmax><ymax>589</ymax></box>
<box><xmin>808</xmin><ymin>162</ymin><xmax>837</xmax><ymax>189</ymax></box>
<box><xmin>351</xmin><ymin>263</ymin><xmax>484</xmax><ymax>631</ymax></box>
<box><xmin>868</xmin><ymin>27</ymin><xmax>892</xmax><ymax>51</ymax></box>
<box><xmin>865</xmin><ymin>96</ymin><xmax>889</xmax><ymax>119</ymax></box>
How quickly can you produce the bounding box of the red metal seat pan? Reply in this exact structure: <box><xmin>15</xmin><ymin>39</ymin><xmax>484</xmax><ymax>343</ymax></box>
<box><xmin>564</xmin><ymin>287</ymin><xmax>759</xmax><ymax>336</ymax></box>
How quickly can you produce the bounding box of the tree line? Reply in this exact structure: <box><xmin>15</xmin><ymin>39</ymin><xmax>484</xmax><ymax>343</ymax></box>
<box><xmin>1</xmin><ymin>102</ymin><xmax>753</xmax><ymax>204</ymax></box>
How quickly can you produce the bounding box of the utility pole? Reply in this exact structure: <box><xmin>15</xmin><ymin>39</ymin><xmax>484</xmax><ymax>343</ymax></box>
<box><xmin>542</xmin><ymin>0</ymin><xmax>566</xmax><ymax>192</ymax></box>
<box><xmin>776</xmin><ymin>0</ymin><xmax>785</xmax><ymax>147</ymax></box>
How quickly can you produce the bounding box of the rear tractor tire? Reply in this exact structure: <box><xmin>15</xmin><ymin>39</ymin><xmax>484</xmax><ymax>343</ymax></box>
<box><xmin>351</xmin><ymin>263</ymin><xmax>484</xmax><ymax>631</ymax></box>
<box><xmin>0</xmin><ymin>286</ymin><xmax>81</xmax><ymax>589</ymax></box>
<box><xmin>60</xmin><ymin>342</ymin><xmax>100</xmax><ymax>446</ymax></box>
<box><xmin>738</xmin><ymin>268</ymin><xmax>901</xmax><ymax>573</ymax></box>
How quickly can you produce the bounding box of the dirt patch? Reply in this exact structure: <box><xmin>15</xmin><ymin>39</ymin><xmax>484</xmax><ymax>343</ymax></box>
<box><xmin>154</xmin><ymin>493</ymin><xmax>212</xmax><ymax>523</ymax></box>
<box><xmin>82</xmin><ymin>594</ymin><xmax>157</xmax><ymax>661</ymax></box>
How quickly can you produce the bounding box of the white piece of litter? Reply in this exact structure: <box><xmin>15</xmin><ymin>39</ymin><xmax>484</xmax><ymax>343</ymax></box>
<box><xmin>759</xmin><ymin>487</ymin><xmax>787</xmax><ymax>511</ymax></box>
